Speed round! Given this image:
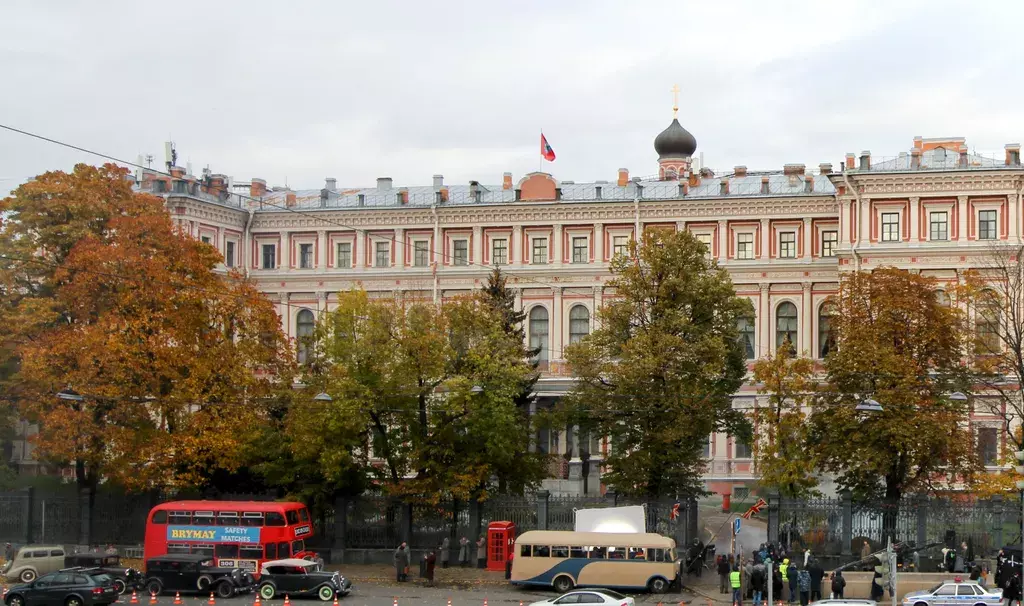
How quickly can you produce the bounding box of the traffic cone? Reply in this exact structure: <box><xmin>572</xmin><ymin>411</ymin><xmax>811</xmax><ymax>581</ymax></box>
<box><xmin>484</xmin><ymin>599</ymin><xmax>488</xmax><ymax>606</ymax></box>
<box><xmin>253</xmin><ymin>596</ymin><xmax>261</xmax><ymax>606</ymax></box>
<box><xmin>173</xmin><ymin>593</ymin><xmax>182</xmax><ymax>606</ymax></box>
<box><xmin>208</xmin><ymin>593</ymin><xmax>216</xmax><ymax>606</ymax></box>
<box><xmin>131</xmin><ymin>591</ymin><xmax>139</xmax><ymax>605</ymax></box>
<box><xmin>284</xmin><ymin>596</ymin><xmax>291</xmax><ymax>606</ymax></box>
<box><xmin>149</xmin><ymin>592</ymin><xmax>157</xmax><ymax>605</ymax></box>
<box><xmin>332</xmin><ymin>596</ymin><xmax>339</xmax><ymax>606</ymax></box>
<box><xmin>391</xmin><ymin>599</ymin><xmax>396</xmax><ymax>606</ymax></box>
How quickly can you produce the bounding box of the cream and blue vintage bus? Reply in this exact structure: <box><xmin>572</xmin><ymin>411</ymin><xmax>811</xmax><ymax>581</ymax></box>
<box><xmin>509</xmin><ymin>531</ymin><xmax>680</xmax><ymax>593</ymax></box>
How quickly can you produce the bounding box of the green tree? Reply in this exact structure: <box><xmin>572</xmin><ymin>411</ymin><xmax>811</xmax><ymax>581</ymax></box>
<box><xmin>808</xmin><ymin>268</ymin><xmax>978</xmax><ymax>511</ymax></box>
<box><xmin>563</xmin><ymin>230</ymin><xmax>753</xmax><ymax>498</ymax></box>
<box><xmin>298</xmin><ymin>289</ymin><xmax>543</xmax><ymax>502</ymax></box>
<box><xmin>750</xmin><ymin>343</ymin><xmax>818</xmax><ymax>497</ymax></box>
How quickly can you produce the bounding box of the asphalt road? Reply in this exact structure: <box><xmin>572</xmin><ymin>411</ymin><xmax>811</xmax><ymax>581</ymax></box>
<box><xmin>136</xmin><ymin>582</ymin><xmax>694</xmax><ymax>606</ymax></box>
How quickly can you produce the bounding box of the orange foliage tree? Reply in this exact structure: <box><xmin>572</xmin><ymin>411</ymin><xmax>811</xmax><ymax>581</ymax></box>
<box><xmin>0</xmin><ymin>164</ymin><xmax>295</xmax><ymax>498</ymax></box>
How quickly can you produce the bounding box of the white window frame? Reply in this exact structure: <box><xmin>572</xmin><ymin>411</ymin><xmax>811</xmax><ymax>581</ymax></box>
<box><xmin>978</xmin><ymin>209</ymin><xmax>998</xmax><ymax>241</ymax></box>
<box><xmin>881</xmin><ymin>212</ymin><xmax>900</xmax><ymax>242</ymax></box>
<box><xmin>821</xmin><ymin>230</ymin><xmax>838</xmax><ymax>258</ymax></box>
<box><xmin>412</xmin><ymin>239</ymin><xmax>429</xmax><ymax>268</ymax></box>
<box><xmin>531</xmin><ymin>237</ymin><xmax>549</xmax><ymax>265</ymax></box>
<box><xmin>298</xmin><ymin>243</ymin><xmax>314</xmax><ymax>269</ymax></box>
<box><xmin>571</xmin><ymin>236</ymin><xmax>589</xmax><ymax>264</ymax></box>
<box><xmin>491</xmin><ymin>238</ymin><xmax>508</xmax><ymax>266</ymax></box>
<box><xmin>611</xmin><ymin>234</ymin><xmax>630</xmax><ymax>258</ymax></box>
<box><xmin>929</xmin><ymin>211</ymin><xmax>949</xmax><ymax>241</ymax></box>
<box><xmin>736</xmin><ymin>233</ymin><xmax>754</xmax><ymax>260</ymax></box>
<box><xmin>374</xmin><ymin>241</ymin><xmax>391</xmax><ymax>268</ymax></box>
<box><xmin>260</xmin><ymin>243</ymin><xmax>277</xmax><ymax>270</ymax></box>
<box><xmin>335</xmin><ymin>241</ymin><xmax>353</xmax><ymax>268</ymax></box>
<box><xmin>779</xmin><ymin>232</ymin><xmax>796</xmax><ymax>258</ymax></box>
<box><xmin>452</xmin><ymin>238</ymin><xmax>469</xmax><ymax>266</ymax></box>
<box><xmin>224</xmin><ymin>240</ymin><xmax>237</xmax><ymax>268</ymax></box>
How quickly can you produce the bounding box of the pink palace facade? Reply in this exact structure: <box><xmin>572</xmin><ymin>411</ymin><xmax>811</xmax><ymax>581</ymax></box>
<box><xmin>129</xmin><ymin>118</ymin><xmax>1024</xmax><ymax>499</ymax></box>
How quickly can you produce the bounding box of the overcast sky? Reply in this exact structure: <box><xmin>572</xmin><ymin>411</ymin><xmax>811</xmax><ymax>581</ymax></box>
<box><xmin>2</xmin><ymin>0</ymin><xmax>1022</xmax><ymax>191</ymax></box>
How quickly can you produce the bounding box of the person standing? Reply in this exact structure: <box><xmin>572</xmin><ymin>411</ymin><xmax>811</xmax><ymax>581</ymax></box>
<box><xmin>439</xmin><ymin>537</ymin><xmax>450</xmax><ymax>569</ymax></box>
<box><xmin>797</xmin><ymin>566</ymin><xmax>811</xmax><ymax>606</ymax></box>
<box><xmin>695</xmin><ymin>538</ymin><xmax>706</xmax><ymax>577</ymax></box>
<box><xmin>3</xmin><ymin>543</ymin><xmax>13</xmax><ymax>563</ymax></box>
<box><xmin>779</xmin><ymin>558</ymin><xmax>790</xmax><ymax>602</ymax></box>
<box><xmin>808</xmin><ymin>558</ymin><xmax>824</xmax><ymax>602</ymax></box>
<box><xmin>743</xmin><ymin>558</ymin><xmax>753</xmax><ymax>600</ymax></box>
<box><xmin>425</xmin><ymin>550</ymin><xmax>437</xmax><ymax>586</ymax></box>
<box><xmin>476</xmin><ymin>535</ymin><xmax>487</xmax><ymax>569</ymax></box>
<box><xmin>393</xmin><ymin>542</ymin><xmax>410</xmax><ymax>582</ymax></box>
<box><xmin>997</xmin><ymin>550</ymin><xmax>1007</xmax><ymax>589</ymax></box>
<box><xmin>831</xmin><ymin>570</ymin><xmax>846</xmax><ymax>599</ymax></box>
<box><xmin>458</xmin><ymin>537</ymin><xmax>470</xmax><ymax>567</ymax></box>
<box><xmin>751</xmin><ymin>560</ymin><xmax>766</xmax><ymax>606</ymax></box>
<box><xmin>719</xmin><ymin>555</ymin><xmax>732</xmax><ymax>594</ymax></box>
<box><xmin>788</xmin><ymin>562</ymin><xmax>799</xmax><ymax>605</ymax></box>
<box><xmin>730</xmin><ymin>565</ymin><xmax>742</xmax><ymax>606</ymax></box>
<box><xmin>1005</xmin><ymin>572</ymin><xmax>1021</xmax><ymax>606</ymax></box>
<box><xmin>772</xmin><ymin>565</ymin><xmax>784</xmax><ymax>604</ymax></box>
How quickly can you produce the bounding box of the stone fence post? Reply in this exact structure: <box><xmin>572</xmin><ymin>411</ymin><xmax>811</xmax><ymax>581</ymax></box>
<box><xmin>915</xmin><ymin>495</ymin><xmax>928</xmax><ymax>549</ymax></box>
<box><xmin>991</xmin><ymin>496</ymin><xmax>1004</xmax><ymax>554</ymax></box>
<box><xmin>330</xmin><ymin>495</ymin><xmax>348</xmax><ymax>563</ymax></box>
<box><xmin>535</xmin><ymin>490</ymin><xmax>550</xmax><ymax>531</ymax></box>
<box><xmin>841</xmin><ymin>489</ymin><xmax>853</xmax><ymax>556</ymax></box>
<box><xmin>22</xmin><ymin>487</ymin><xmax>34</xmax><ymax>545</ymax></box>
<box><xmin>767</xmin><ymin>490</ymin><xmax>780</xmax><ymax>545</ymax></box>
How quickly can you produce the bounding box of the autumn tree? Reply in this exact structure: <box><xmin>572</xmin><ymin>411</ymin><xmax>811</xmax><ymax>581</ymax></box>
<box><xmin>751</xmin><ymin>344</ymin><xmax>818</xmax><ymax>497</ymax></box>
<box><xmin>296</xmin><ymin>289</ymin><xmax>543</xmax><ymax>502</ymax></box>
<box><xmin>808</xmin><ymin>268</ymin><xmax>978</xmax><ymax>532</ymax></box>
<box><xmin>0</xmin><ymin>164</ymin><xmax>295</xmax><ymax>510</ymax></box>
<box><xmin>563</xmin><ymin>230</ymin><xmax>753</xmax><ymax>499</ymax></box>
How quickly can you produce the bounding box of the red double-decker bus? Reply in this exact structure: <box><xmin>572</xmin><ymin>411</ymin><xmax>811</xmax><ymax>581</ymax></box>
<box><xmin>143</xmin><ymin>501</ymin><xmax>315</xmax><ymax>572</ymax></box>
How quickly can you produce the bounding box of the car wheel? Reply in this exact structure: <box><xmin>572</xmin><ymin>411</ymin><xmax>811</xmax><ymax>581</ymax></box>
<box><xmin>19</xmin><ymin>570</ymin><xmax>35</xmax><ymax>583</ymax></box>
<box><xmin>914</xmin><ymin>602</ymin><xmax>929</xmax><ymax>606</ymax></box>
<box><xmin>197</xmin><ymin>575</ymin><xmax>213</xmax><ymax>592</ymax></box>
<box><xmin>648</xmin><ymin>577</ymin><xmax>668</xmax><ymax>594</ymax></box>
<box><xmin>7</xmin><ymin>595</ymin><xmax>24</xmax><ymax>606</ymax></box>
<box><xmin>259</xmin><ymin>584</ymin><xmax>276</xmax><ymax>601</ymax></box>
<box><xmin>318</xmin><ymin>586</ymin><xmax>335</xmax><ymax>602</ymax></box>
<box><xmin>145</xmin><ymin>577</ymin><xmax>162</xmax><ymax>597</ymax></box>
<box><xmin>66</xmin><ymin>596</ymin><xmax>83</xmax><ymax>606</ymax></box>
<box><xmin>553</xmin><ymin>575</ymin><xmax>574</xmax><ymax>593</ymax></box>
<box><xmin>215</xmin><ymin>582</ymin><xmax>234</xmax><ymax>599</ymax></box>
<box><xmin>113</xmin><ymin>580</ymin><xmax>127</xmax><ymax>595</ymax></box>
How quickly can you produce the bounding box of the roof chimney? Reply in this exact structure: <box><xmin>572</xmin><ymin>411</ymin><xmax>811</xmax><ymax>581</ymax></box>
<box><xmin>377</xmin><ymin>177</ymin><xmax>393</xmax><ymax>190</ymax></box>
<box><xmin>734</xmin><ymin>166</ymin><xmax>747</xmax><ymax>177</ymax></box>
<box><xmin>503</xmin><ymin>172</ymin><xmax>513</xmax><ymax>190</ymax></box>
<box><xmin>804</xmin><ymin>176</ymin><xmax>814</xmax><ymax>193</ymax></box>
<box><xmin>433</xmin><ymin>174</ymin><xmax>444</xmax><ymax>189</ymax></box>
<box><xmin>399</xmin><ymin>189</ymin><xmax>409</xmax><ymax>205</ymax></box>
<box><xmin>910</xmin><ymin>148</ymin><xmax>922</xmax><ymax>170</ymax></box>
<box><xmin>719</xmin><ymin>178</ymin><xmax>729</xmax><ymax>196</ymax></box>
<box><xmin>958</xmin><ymin>146</ymin><xmax>969</xmax><ymax>168</ymax></box>
<box><xmin>250</xmin><ymin>178</ymin><xmax>267</xmax><ymax>198</ymax></box>
<box><xmin>617</xmin><ymin>168</ymin><xmax>629</xmax><ymax>187</ymax></box>
<box><xmin>325</xmin><ymin>177</ymin><xmax>337</xmax><ymax>191</ymax></box>
<box><xmin>818</xmin><ymin>163</ymin><xmax>832</xmax><ymax>175</ymax></box>
<box><xmin>783</xmin><ymin>164</ymin><xmax>805</xmax><ymax>176</ymax></box>
<box><xmin>688</xmin><ymin>171</ymin><xmax>700</xmax><ymax>187</ymax></box>
<box><xmin>845</xmin><ymin>153</ymin><xmax>856</xmax><ymax>171</ymax></box>
<box><xmin>1006</xmin><ymin>143</ymin><xmax>1021</xmax><ymax>166</ymax></box>
<box><xmin>760</xmin><ymin>176</ymin><xmax>770</xmax><ymax>195</ymax></box>
<box><xmin>913</xmin><ymin>136</ymin><xmax>924</xmax><ymax>150</ymax></box>
<box><xmin>285</xmin><ymin>190</ymin><xmax>297</xmax><ymax>208</ymax></box>
<box><xmin>859</xmin><ymin>151</ymin><xmax>871</xmax><ymax>171</ymax></box>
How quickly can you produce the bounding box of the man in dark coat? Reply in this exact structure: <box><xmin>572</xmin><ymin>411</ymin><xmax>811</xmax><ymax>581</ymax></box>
<box><xmin>425</xmin><ymin>551</ymin><xmax>437</xmax><ymax>586</ymax></box>
<box><xmin>1006</xmin><ymin>572</ymin><xmax>1022</xmax><ymax>606</ymax></box>
<box><xmin>751</xmin><ymin>561</ymin><xmax>766</xmax><ymax>606</ymax></box>
<box><xmin>393</xmin><ymin>542</ymin><xmax>410</xmax><ymax>582</ymax></box>
<box><xmin>695</xmin><ymin>539</ymin><xmax>706</xmax><ymax>577</ymax></box>
<box><xmin>719</xmin><ymin>555</ymin><xmax>732</xmax><ymax>594</ymax></box>
<box><xmin>808</xmin><ymin>558</ymin><xmax>825</xmax><ymax>602</ymax></box>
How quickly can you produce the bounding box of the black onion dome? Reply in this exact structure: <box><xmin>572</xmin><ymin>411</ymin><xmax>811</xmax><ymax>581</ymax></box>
<box><xmin>654</xmin><ymin>118</ymin><xmax>697</xmax><ymax>159</ymax></box>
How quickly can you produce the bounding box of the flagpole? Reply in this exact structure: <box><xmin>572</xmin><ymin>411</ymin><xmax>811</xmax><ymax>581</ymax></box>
<box><xmin>539</xmin><ymin>129</ymin><xmax>543</xmax><ymax>173</ymax></box>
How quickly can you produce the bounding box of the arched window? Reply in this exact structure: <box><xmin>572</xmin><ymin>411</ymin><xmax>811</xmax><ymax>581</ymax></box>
<box><xmin>776</xmin><ymin>302</ymin><xmax>798</xmax><ymax>354</ymax></box>
<box><xmin>529</xmin><ymin>306</ymin><xmax>549</xmax><ymax>363</ymax></box>
<box><xmin>568</xmin><ymin>305</ymin><xmax>590</xmax><ymax>344</ymax></box>
<box><xmin>976</xmin><ymin>291</ymin><xmax>1001</xmax><ymax>353</ymax></box>
<box><xmin>935</xmin><ymin>290</ymin><xmax>950</xmax><ymax>307</ymax></box>
<box><xmin>296</xmin><ymin>309</ymin><xmax>315</xmax><ymax>364</ymax></box>
<box><xmin>818</xmin><ymin>305</ymin><xmax>834</xmax><ymax>359</ymax></box>
<box><xmin>737</xmin><ymin>313</ymin><xmax>756</xmax><ymax>360</ymax></box>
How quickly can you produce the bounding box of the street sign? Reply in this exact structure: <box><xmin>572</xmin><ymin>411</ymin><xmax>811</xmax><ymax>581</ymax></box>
<box><xmin>733</xmin><ymin>517</ymin><xmax>741</xmax><ymax>535</ymax></box>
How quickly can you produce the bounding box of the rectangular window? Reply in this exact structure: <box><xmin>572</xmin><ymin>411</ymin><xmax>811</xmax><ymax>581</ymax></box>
<box><xmin>734</xmin><ymin>438</ymin><xmax>752</xmax><ymax>459</ymax></box>
<box><xmin>979</xmin><ymin>210</ymin><xmax>997</xmax><ymax>240</ymax></box>
<box><xmin>336</xmin><ymin>242</ymin><xmax>352</xmax><ymax>268</ymax></box>
<box><xmin>702</xmin><ymin>436</ymin><xmax>711</xmax><ymax>458</ymax></box>
<box><xmin>413</xmin><ymin>241</ymin><xmax>429</xmax><ymax>267</ymax></box>
<box><xmin>375</xmin><ymin>241</ymin><xmax>390</xmax><ymax>268</ymax></box>
<box><xmin>200</xmin><ymin>235</ymin><xmax>212</xmax><ymax>245</ymax></box>
<box><xmin>821</xmin><ymin>231</ymin><xmax>837</xmax><ymax>257</ymax></box>
<box><xmin>225</xmin><ymin>241</ymin><xmax>236</xmax><ymax>268</ymax></box>
<box><xmin>696</xmin><ymin>233</ymin><xmax>713</xmax><ymax>254</ymax></box>
<box><xmin>261</xmin><ymin>244</ymin><xmax>276</xmax><ymax>270</ymax></box>
<box><xmin>612</xmin><ymin>235</ymin><xmax>630</xmax><ymax>258</ymax></box>
<box><xmin>532</xmin><ymin>237</ymin><xmax>548</xmax><ymax>264</ymax></box>
<box><xmin>491</xmin><ymin>239</ymin><xmax>508</xmax><ymax>265</ymax></box>
<box><xmin>299</xmin><ymin>243</ymin><xmax>313</xmax><ymax>269</ymax></box>
<box><xmin>978</xmin><ymin>427</ymin><xmax>998</xmax><ymax>467</ymax></box>
<box><xmin>929</xmin><ymin>212</ymin><xmax>948</xmax><ymax>241</ymax></box>
<box><xmin>881</xmin><ymin>212</ymin><xmax>900</xmax><ymax>242</ymax></box>
<box><xmin>519</xmin><ymin>544</ymin><xmax>532</xmax><ymax>558</ymax></box>
<box><xmin>736</xmin><ymin>233</ymin><xmax>754</xmax><ymax>260</ymax></box>
<box><xmin>453</xmin><ymin>239</ymin><xmax>468</xmax><ymax>266</ymax></box>
<box><xmin>572</xmin><ymin>237</ymin><xmax>588</xmax><ymax>264</ymax></box>
<box><xmin>779</xmin><ymin>232</ymin><xmax>796</xmax><ymax>258</ymax></box>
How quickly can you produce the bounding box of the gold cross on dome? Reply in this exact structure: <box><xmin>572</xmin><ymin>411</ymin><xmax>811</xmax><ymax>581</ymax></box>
<box><xmin>671</xmin><ymin>84</ymin><xmax>680</xmax><ymax>118</ymax></box>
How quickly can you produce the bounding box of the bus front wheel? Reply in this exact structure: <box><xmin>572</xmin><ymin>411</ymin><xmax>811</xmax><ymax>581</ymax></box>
<box><xmin>648</xmin><ymin>577</ymin><xmax>668</xmax><ymax>594</ymax></box>
<box><xmin>553</xmin><ymin>575</ymin><xmax>575</xmax><ymax>593</ymax></box>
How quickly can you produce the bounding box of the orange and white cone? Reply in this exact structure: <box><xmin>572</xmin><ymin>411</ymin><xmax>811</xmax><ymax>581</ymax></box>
<box><xmin>332</xmin><ymin>596</ymin><xmax>339</xmax><ymax>606</ymax></box>
<box><xmin>392</xmin><ymin>599</ymin><xmax>397</xmax><ymax>606</ymax></box>
<box><xmin>284</xmin><ymin>596</ymin><xmax>291</xmax><ymax>606</ymax></box>
<box><xmin>484</xmin><ymin>600</ymin><xmax>489</xmax><ymax>606</ymax></box>
<box><xmin>173</xmin><ymin>593</ymin><xmax>182</xmax><ymax>606</ymax></box>
<box><xmin>208</xmin><ymin>593</ymin><xmax>216</xmax><ymax>606</ymax></box>
<box><xmin>149</xmin><ymin>592</ymin><xmax>158</xmax><ymax>605</ymax></box>
<box><xmin>130</xmin><ymin>591</ymin><xmax>139</xmax><ymax>605</ymax></box>
<box><xmin>253</xmin><ymin>596</ymin><xmax>261</xmax><ymax>606</ymax></box>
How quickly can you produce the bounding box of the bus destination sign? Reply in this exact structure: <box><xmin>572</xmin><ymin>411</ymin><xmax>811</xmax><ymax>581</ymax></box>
<box><xmin>166</xmin><ymin>525</ymin><xmax>261</xmax><ymax>543</ymax></box>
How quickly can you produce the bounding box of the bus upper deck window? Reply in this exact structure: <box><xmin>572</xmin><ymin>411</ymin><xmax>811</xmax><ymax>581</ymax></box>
<box><xmin>242</xmin><ymin>513</ymin><xmax>264</xmax><ymax>527</ymax></box>
<box><xmin>168</xmin><ymin>511</ymin><xmax>191</xmax><ymax>525</ymax></box>
<box><xmin>286</xmin><ymin>510</ymin><xmax>299</xmax><ymax>525</ymax></box>
<box><xmin>533</xmin><ymin>545</ymin><xmax>550</xmax><ymax>557</ymax></box>
<box><xmin>298</xmin><ymin>509</ymin><xmax>309</xmax><ymax>522</ymax></box>
<box><xmin>151</xmin><ymin>511</ymin><xmax>167</xmax><ymax>524</ymax></box>
<box><xmin>193</xmin><ymin>511</ymin><xmax>215</xmax><ymax>526</ymax></box>
<box><xmin>218</xmin><ymin>512</ymin><xmax>239</xmax><ymax>526</ymax></box>
<box><xmin>266</xmin><ymin>512</ymin><xmax>286</xmax><ymax>527</ymax></box>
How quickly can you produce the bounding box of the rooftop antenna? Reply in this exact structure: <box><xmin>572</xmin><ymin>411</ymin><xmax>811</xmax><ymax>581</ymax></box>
<box><xmin>144</xmin><ymin>155</ymin><xmax>154</xmax><ymax>168</ymax></box>
<box><xmin>135</xmin><ymin>155</ymin><xmax>144</xmax><ymax>182</ymax></box>
<box><xmin>164</xmin><ymin>141</ymin><xmax>177</xmax><ymax>171</ymax></box>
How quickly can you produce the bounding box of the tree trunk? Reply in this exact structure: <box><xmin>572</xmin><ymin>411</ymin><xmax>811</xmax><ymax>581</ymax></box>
<box><xmin>882</xmin><ymin>481</ymin><xmax>902</xmax><ymax>545</ymax></box>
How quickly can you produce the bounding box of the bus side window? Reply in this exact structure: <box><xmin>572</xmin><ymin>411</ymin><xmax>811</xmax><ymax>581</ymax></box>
<box><xmin>151</xmin><ymin>511</ymin><xmax>167</xmax><ymax>524</ymax></box>
<box><xmin>286</xmin><ymin>510</ymin><xmax>299</xmax><ymax>525</ymax></box>
<box><xmin>533</xmin><ymin>545</ymin><xmax>550</xmax><ymax>558</ymax></box>
<box><xmin>265</xmin><ymin>543</ymin><xmax>278</xmax><ymax>560</ymax></box>
<box><xmin>194</xmin><ymin>511</ymin><xmax>215</xmax><ymax>526</ymax></box>
<box><xmin>168</xmin><ymin>544</ymin><xmax>190</xmax><ymax>555</ymax></box>
<box><xmin>519</xmin><ymin>545</ymin><xmax>531</xmax><ymax>557</ymax></box>
<box><xmin>192</xmin><ymin>544</ymin><xmax>214</xmax><ymax>557</ymax></box>
<box><xmin>628</xmin><ymin>548</ymin><xmax>644</xmax><ymax>560</ymax></box>
<box><xmin>647</xmin><ymin>548</ymin><xmax>664</xmax><ymax>562</ymax></box>
<box><xmin>169</xmin><ymin>511</ymin><xmax>191</xmax><ymax>525</ymax></box>
<box><xmin>277</xmin><ymin>542</ymin><xmax>290</xmax><ymax>557</ymax></box>
<box><xmin>266</xmin><ymin>512</ymin><xmax>286</xmax><ymax>527</ymax></box>
<box><xmin>589</xmin><ymin>547</ymin><xmax>606</xmax><ymax>559</ymax></box>
<box><xmin>218</xmin><ymin>512</ymin><xmax>239</xmax><ymax>526</ymax></box>
<box><xmin>242</xmin><ymin>513</ymin><xmax>264</xmax><ymax>527</ymax></box>
<box><xmin>569</xmin><ymin>546</ymin><xmax>586</xmax><ymax>558</ymax></box>
<box><xmin>551</xmin><ymin>546</ymin><xmax>569</xmax><ymax>558</ymax></box>
<box><xmin>216</xmin><ymin>544</ymin><xmax>238</xmax><ymax>559</ymax></box>
<box><xmin>608</xmin><ymin>547</ymin><xmax>625</xmax><ymax>560</ymax></box>
<box><xmin>298</xmin><ymin>509</ymin><xmax>310</xmax><ymax>522</ymax></box>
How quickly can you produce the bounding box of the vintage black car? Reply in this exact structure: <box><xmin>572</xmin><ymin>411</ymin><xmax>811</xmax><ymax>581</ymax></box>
<box><xmin>64</xmin><ymin>554</ymin><xmax>143</xmax><ymax>595</ymax></box>
<box><xmin>143</xmin><ymin>554</ymin><xmax>254</xmax><ymax>599</ymax></box>
<box><xmin>3</xmin><ymin>569</ymin><xmax>119</xmax><ymax>606</ymax></box>
<box><xmin>256</xmin><ymin>559</ymin><xmax>351</xmax><ymax>601</ymax></box>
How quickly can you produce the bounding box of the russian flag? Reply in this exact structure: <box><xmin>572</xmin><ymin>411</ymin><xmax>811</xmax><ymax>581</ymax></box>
<box><xmin>540</xmin><ymin>133</ymin><xmax>556</xmax><ymax>162</ymax></box>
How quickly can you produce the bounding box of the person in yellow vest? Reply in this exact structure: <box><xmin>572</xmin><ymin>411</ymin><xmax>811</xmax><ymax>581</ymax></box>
<box><xmin>779</xmin><ymin>558</ymin><xmax>790</xmax><ymax>600</ymax></box>
<box><xmin>731</xmin><ymin>565</ymin><xmax>743</xmax><ymax>606</ymax></box>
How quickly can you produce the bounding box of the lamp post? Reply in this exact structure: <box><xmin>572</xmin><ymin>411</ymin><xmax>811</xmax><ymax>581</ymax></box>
<box><xmin>1015</xmin><ymin>451</ymin><xmax>1024</xmax><ymax>579</ymax></box>
<box><xmin>313</xmin><ymin>392</ymin><xmax>333</xmax><ymax>402</ymax></box>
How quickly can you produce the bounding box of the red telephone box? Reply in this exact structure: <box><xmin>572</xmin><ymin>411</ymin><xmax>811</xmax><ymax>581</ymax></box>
<box><xmin>486</xmin><ymin>521</ymin><xmax>516</xmax><ymax>572</ymax></box>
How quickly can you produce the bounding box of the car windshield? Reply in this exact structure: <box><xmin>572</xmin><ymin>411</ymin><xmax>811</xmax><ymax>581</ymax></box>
<box><xmin>90</xmin><ymin>574</ymin><xmax>113</xmax><ymax>584</ymax></box>
<box><xmin>927</xmin><ymin>584</ymin><xmax>944</xmax><ymax>594</ymax></box>
<box><xmin>597</xmin><ymin>590</ymin><xmax>627</xmax><ymax>600</ymax></box>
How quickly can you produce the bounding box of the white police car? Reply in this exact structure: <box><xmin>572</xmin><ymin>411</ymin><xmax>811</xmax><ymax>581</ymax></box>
<box><xmin>902</xmin><ymin>582</ymin><xmax>1002</xmax><ymax>606</ymax></box>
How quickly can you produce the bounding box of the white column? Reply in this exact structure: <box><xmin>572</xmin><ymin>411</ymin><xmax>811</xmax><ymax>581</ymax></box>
<box><xmin>861</xmin><ymin>198</ymin><xmax>872</xmax><ymax>246</ymax></box>
<box><xmin>280</xmin><ymin>231</ymin><xmax>291</xmax><ymax>269</ymax></box>
<box><xmin>802</xmin><ymin>282</ymin><xmax>812</xmax><ymax>354</ymax></box>
<box><xmin>760</xmin><ymin>219</ymin><xmax>770</xmax><ymax>259</ymax></box>
<box><xmin>472</xmin><ymin>225</ymin><xmax>483</xmax><ymax>265</ymax></box>
<box><xmin>594</xmin><ymin>223</ymin><xmax>604</xmax><ymax>264</ymax></box>
<box><xmin>957</xmin><ymin>195</ymin><xmax>969</xmax><ymax>242</ymax></box>
<box><xmin>553</xmin><ymin>224</ymin><xmax>564</xmax><ymax>265</ymax></box>
<box><xmin>355</xmin><ymin>232</ymin><xmax>366</xmax><ymax>268</ymax></box>
<box><xmin>316</xmin><ymin>230</ymin><xmax>327</xmax><ymax>272</ymax></box>
<box><xmin>1009</xmin><ymin>194</ymin><xmax>1020</xmax><ymax>242</ymax></box>
<box><xmin>513</xmin><ymin>287</ymin><xmax>523</xmax><ymax>315</ymax></box>
<box><xmin>718</xmin><ymin>220</ymin><xmax>728</xmax><ymax>263</ymax></box>
<box><xmin>552</xmin><ymin>287</ymin><xmax>563</xmax><ymax>362</ymax></box>
<box><xmin>909</xmin><ymin>197</ymin><xmax>920</xmax><ymax>243</ymax></box>
<box><xmin>759</xmin><ymin>283</ymin><xmax>770</xmax><ymax>357</ymax></box>
<box><xmin>802</xmin><ymin>217</ymin><xmax>812</xmax><ymax>259</ymax></box>
<box><xmin>592</xmin><ymin>285</ymin><xmax>602</xmax><ymax>330</ymax></box>
<box><xmin>512</xmin><ymin>225</ymin><xmax>523</xmax><ymax>264</ymax></box>
<box><xmin>393</xmin><ymin>227</ymin><xmax>404</xmax><ymax>267</ymax></box>
<box><xmin>839</xmin><ymin>200</ymin><xmax>851</xmax><ymax>246</ymax></box>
